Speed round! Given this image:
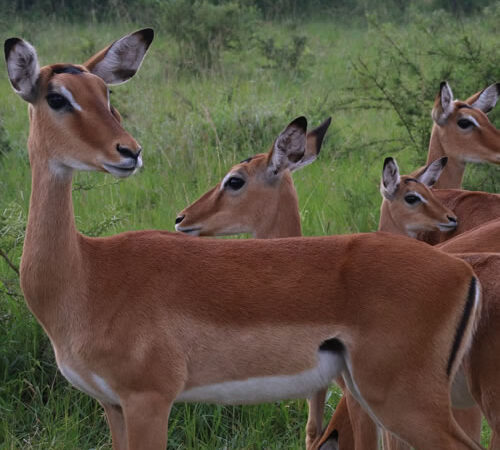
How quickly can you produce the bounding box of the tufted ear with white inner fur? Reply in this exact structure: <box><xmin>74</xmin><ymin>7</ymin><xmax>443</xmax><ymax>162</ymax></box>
<box><xmin>380</xmin><ymin>157</ymin><xmax>400</xmax><ymax>200</ymax></box>
<box><xmin>432</xmin><ymin>81</ymin><xmax>454</xmax><ymax>126</ymax></box>
<box><xmin>84</xmin><ymin>28</ymin><xmax>154</xmax><ymax>85</ymax></box>
<box><xmin>416</xmin><ymin>157</ymin><xmax>448</xmax><ymax>187</ymax></box>
<box><xmin>289</xmin><ymin>117</ymin><xmax>332</xmax><ymax>173</ymax></box>
<box><xmin>267</xmin><ymin>116</ymin><xmax>308</xmax><ymax>177</ymax></box>
<box><xmin>4</xmin><ymin>38</ymin><xmax>40</xmax><ymax>103</ymax></box>
<box><xmin>469</xmin><ymin>83</ymin><xmax>500</xmax><ymax>114</ymax></box>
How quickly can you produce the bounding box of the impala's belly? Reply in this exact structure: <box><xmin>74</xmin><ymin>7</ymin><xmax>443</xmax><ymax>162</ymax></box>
<box><xmin>176</xmin><ymin>350</ymin><xmax>343</xmax><ymax>405</ymax></box>
<box><xmin>59</xmin><ymin>364</ymin><xmax>119</xmax><ymax>405</ymax></box>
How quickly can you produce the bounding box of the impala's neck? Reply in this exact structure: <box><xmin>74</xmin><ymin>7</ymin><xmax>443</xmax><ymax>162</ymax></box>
<box><xmin>427</xmin><ymin>125</ymin><xmax>466</xmax><ymax>189</ymax></box>
<box><xmin>20</xmin><ymin>145</ymin><xmax>83</xmax><ymax>330</ymax></box>
<box><xmin>254</xmin><ymin>177</ymin><xmax>302</xmax><ymax>239</ymax></box>
<box><xmin>378</xmin><ymin>201</ymin><xmax>409</xmax><ymax>237</ymax></box>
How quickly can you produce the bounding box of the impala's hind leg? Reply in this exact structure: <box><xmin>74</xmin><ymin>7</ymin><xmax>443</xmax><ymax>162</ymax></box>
<box><xmin>454</xmin><ymin>407</ymin><xmax>482</xmax><ymax>443</ymax></box>
<box><xmin>382</xmin><ymin>407</ymin><xmax>481</xmax><ymax>450</ymax></box>
<box><xmin>306</xmin><ymin>387</ymin><xmax>328</xmax><ymax>449</ymax></box>
<box><xmin>347</xmin><ymin>374</ymin><xmax>483</xmax><ymax>450</ymax></box>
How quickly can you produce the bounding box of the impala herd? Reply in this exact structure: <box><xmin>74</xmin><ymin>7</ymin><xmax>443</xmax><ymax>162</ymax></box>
<box><xmin>3</xmin><ymin>26</ymin><xmax>500</xmax><ymax>450</ymax></box>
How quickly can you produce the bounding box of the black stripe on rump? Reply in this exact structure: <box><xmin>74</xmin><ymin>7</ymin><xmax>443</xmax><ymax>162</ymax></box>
<box><xmin>446</xmin><ymin>277</ymin><xmax>477</xmax><ymax>376</ymax></box>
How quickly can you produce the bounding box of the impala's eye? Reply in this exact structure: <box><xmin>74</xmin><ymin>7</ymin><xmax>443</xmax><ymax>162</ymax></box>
<box><xmin>46</xmin><ymin>93</ymin><xmax>70</xmax><ymax>110</ymax></box>
<box><xmin>404</xmin><ymin>194</ymin><xmax>421</xmax><ymax>205</ymax></box>
<box><xmin>225</xmin><ymin>177</ymin><xmax>245</xmax><ymax>191</ymax></box>
<box><xmin>457</xmin><ymin>118</ymin><xmax>473</xmax><ymax>129</ymax></box>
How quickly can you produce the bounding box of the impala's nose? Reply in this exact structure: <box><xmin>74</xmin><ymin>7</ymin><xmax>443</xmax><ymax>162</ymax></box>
<box><xmin>116</xmin><ymin>144</ymin><xmax>141</xmax><ymax>161</ymax></box>
<box><xmin>447</xmin><ymin>215</ymin><xmax>458</xmax><ymax>226</ymax></box>
<box><xmin>175</xmin><ymin>215</ymin><xmax>185</xmax><ymax>225</ymax></box>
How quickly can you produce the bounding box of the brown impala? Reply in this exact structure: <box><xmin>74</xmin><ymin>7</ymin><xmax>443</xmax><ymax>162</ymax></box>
<box><xmin>6</xmin><ymin>33</ymin><xmax>484</xmax><ymax>449</ymax></box>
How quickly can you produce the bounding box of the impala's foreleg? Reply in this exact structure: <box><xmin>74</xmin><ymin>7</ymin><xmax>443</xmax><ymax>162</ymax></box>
<box><xmin>101</xmin><ymin>402</ymin><xmax>127</xmax><ymax>450</ymax></box>
<box><xmin>121</xmin><ymin>392</ymin><xmax>172</xmax><ymax>450</ymax></box>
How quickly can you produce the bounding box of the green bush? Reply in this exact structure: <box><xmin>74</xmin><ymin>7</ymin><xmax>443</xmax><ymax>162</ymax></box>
<box><xmin>158</xmin><ymin>0</ymin><xmax>257</xmax><ymax>70</ymax></box>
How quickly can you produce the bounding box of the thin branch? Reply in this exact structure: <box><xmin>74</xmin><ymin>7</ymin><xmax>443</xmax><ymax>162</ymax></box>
<box><xmin>353</xmin><ymin>58</ymin><xmax>418</xmax><ymax>149</ymax></box>
<box><xmin>0</xmin><ymin>248</ymin><xmax>19</xmax><ymax>276</ymax></box>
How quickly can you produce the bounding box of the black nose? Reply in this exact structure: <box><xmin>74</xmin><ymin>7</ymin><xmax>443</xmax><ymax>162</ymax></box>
<box><xmin>447</xmin><ymin>216</ymin><xmax>457</xmax><ymax>223</ymax></box>
<box><xmin>117</xmin><ymin>144</ymin><xmax>141</xmax><ymax>160</ymax></box>
<box><xmin>175</xmin><ymin>215</ymin><xmax>185</xmax><ymax>225</ymax></box>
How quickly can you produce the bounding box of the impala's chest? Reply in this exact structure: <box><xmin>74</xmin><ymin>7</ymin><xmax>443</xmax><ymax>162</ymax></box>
<box><xmin>58</xmin><ymin>362</ymin><xmax>120</xmax><ymax>405</ymax></box>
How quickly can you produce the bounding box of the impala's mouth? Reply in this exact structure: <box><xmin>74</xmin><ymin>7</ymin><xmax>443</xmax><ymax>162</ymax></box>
<box><xmin>438</xmin><ymin>223</ymin><xmax>458</xmax><ymax>232</ymax></box>
<box><xmin>103</xmin><ymin>157</ymin><xmax>142</xmax><ymax>178</ymax></box>
<box><xmin>175</xmin><ymin>225</ymin><xmax>202</xmax><ymax>236</ymax></box>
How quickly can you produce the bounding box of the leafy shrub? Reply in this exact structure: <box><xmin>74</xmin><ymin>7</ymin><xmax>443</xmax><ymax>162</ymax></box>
<box><xmin>258</xmin><ymin>33</ymin><xmax>309</xmax><ymax>72</ymax></box>
<box><xmin>158</xmin><ymin>0</ymin><xmax>257</xmax><ymax>70</ymax></box>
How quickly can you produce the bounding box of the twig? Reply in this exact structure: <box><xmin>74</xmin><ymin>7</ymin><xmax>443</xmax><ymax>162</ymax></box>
<box><xmin>353</xmin><ymin>58</ymin><xmax>419</xmax><ymax>149</ymax></box>
<box><xmin>0</xmin><ymin>248</ymin><xmax>19</xmax><ymax>276</ymax></box>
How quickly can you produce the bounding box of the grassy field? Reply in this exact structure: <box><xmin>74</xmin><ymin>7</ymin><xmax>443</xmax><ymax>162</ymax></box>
<box><xmin>0</xmin><ymin>6</ymin><xmax>499</xmax><ymax>449</ymax></box>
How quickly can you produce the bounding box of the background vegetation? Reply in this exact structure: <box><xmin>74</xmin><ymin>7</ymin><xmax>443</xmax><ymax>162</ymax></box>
<box><xmin>1</xmin><ymin>0</ymin><xmax>499</xmax><ymax>447</ymax></box>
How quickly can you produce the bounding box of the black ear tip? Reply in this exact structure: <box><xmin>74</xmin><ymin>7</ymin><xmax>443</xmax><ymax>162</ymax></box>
<box><xmin>138</xmin><ymin>28</ymin><xmax>155</xmax><ymax>46</ymax></box>
<box><xmin>4</xmin><ymin>37</ymin><xmax>22</xmax><ymax>60</ymax></box>
<box><xmin>383</xmin><ymin>156</ymin><xmax>394</xmax><ymax>168</ymax></box>
<box><xmin>440</xmin><ymin>156</ymin><xmax>448</xmax><ymax>167</ymax></box>
<box><xmin>440</xmin><ymin>80</ymin><xmax>448</xmax><ymax>90</ymax></box>
<box><xmin>291</xmin><ymin>116</ymin><xmax>307</xmax><ymax>131</ymax></box>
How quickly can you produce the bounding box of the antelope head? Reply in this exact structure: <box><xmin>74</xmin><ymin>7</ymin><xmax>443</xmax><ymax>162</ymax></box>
<box><xmin>4</xmin><ymin>28</ymin><xmax>154</xmax><ymax>178</ymax></box>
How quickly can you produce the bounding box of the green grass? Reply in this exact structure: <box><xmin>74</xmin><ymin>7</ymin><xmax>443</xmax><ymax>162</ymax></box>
<box><xmin>0</xmin><ymin>9</ymin><xmax>499</xmax><ymax>449</ymax></box>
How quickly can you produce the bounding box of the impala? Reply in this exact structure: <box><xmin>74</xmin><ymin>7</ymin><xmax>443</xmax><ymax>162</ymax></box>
<box><xmin>176</xmin><ymin>116</ymin><xmax>331</xmax><ymax>238</ymax></box>
<box><xmin>380</xmin><ymin>157</ymin><xmax>500</xmax><ymax>244</ymax></box>
<box><xmin>415</xmin><ymin>81</ymin><xmax>500</xmax><ymax>189</ymax></box>
<box><xmin>6</xmin><ymin>34</ymin><xmax>484</xmax><ymax>449</ymax></box>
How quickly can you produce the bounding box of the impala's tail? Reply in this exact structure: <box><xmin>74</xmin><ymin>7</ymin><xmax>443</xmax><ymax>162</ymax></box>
<box><xmin>446</xmin><ymin>276</ymin><xmax>481</xmax><ymax>377</ymax></box>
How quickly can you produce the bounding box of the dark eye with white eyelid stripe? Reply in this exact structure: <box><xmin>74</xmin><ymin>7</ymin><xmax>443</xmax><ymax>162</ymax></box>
<box><xmin>457</xmin><ymin>118</ymin><xmax>474</xmax><ymax>129</ymax></box>
<box><xmin>404</xmin><ymin>194</ymin><xmax>421</xmax><ymax>205</ymax></box>
<box><xmin>46</xmin><ymin>93</ymin><xmax>71</xmax><ymax>110</ymax></box>
<box><xmin>225</xmin><ymin>176</ymin><xmax>245</xmax><ymax>190</ymax></box>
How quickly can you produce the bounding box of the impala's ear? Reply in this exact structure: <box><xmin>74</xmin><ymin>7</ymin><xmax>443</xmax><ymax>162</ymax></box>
<box><xmin>380</xmin><ymin>157</ymin><xmax>400</xmax><ymax>200</ymax></box>
<box><xmin>432</xmin><ymin>81</ymin><xmax>454</xmax><ymax>125</ymax></box>
<box><xmin>467</xmin><ymin>83</ymin><xmax>500</xmax><ymax>114</ymax></box>
<box><xmin>84</xmin><ymin>28</ymin><xmax>154</xmax><ymax>85</ymax></box>
<box><xmin>4</xmin><ymin>38</ymin><xmax>40</xmax><ymax>103</ymax></box>
<box><xmin>416</xmin><ymin>157</ymin><xmax>447</xmax><ymax>187</ymax></box>
<box><xmin>289</xmin><ymin>117</ymin><xmax>332</xmax><ymax>173</ymax></box>
<box><xmin>267</xmin><ymin>116</ymin><xmax>307</xmax><ymax>177</ymax></box>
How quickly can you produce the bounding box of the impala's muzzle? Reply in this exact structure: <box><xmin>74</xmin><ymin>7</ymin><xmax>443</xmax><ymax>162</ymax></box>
<box><xmin>174</xmin><ymin>216</ymin><xmax>202</xmax><ymax>236</ymax></box>
<box><xmin>438</xmin><ymin>216</ymin><xmax>458</xmax><ymax>232</ymax></box>
<box><xmin>102</xmin><ymin>145</ymin><xmax>143</xmax><ymax>178</ymax></box>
